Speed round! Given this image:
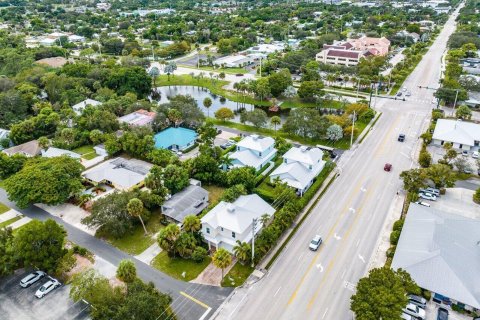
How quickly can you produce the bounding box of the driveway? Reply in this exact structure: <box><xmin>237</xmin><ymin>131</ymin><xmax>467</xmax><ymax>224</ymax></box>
<box><xmin>0</xmin><ymin>270</ymin><xmax>90</xmax><ymax>320</ymax></box>
<box><xmin>424</xmin><ymin>301</ymin><xmax>473</xmax><ymax>320</ymax></box>
<box><xmin>0</xmin><ymin>189</ymin><xmax>232</xmax><ymax>320</ymax></box>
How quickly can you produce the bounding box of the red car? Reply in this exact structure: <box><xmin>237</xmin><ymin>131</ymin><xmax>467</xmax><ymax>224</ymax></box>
<box><xmin>384</xmin><ymin>163</ymin><xmax>392</xmax><ymax>172</ymax></box>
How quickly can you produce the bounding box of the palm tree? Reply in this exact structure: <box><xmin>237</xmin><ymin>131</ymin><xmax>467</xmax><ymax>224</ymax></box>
<box><xmin>175</xmin><ymin>233</ymin><xmax>197</xmax><ymax>258</ymax></box>
<box><xmin>220</xmin><ymin>155</ymin><xmax>234</xmax><ymax>170</ymax></box>
<box><xmin>233</xmin><ymin>240</ymin><xmax>251</xmax><ymax>264</ymax></box>
<box><xmin>213</xmin><ymin>248</ymin><xmax>232</xmax><ymax>279</ymax></box>
<box><xmin>148</xmin><ymin>66</ymin><xmax>160</xmax><ymax>87</ymax></box>
<box><xmin>203</xmin><ymin>97</ymin><xmax>213</xmax><ymax>118</ymax></box>
<box><xmin>157</xmin><ymin>223</ymin><xmax>181</xmax><ymax>257</ymax></box>
<box><xmin>270</xmin><ymin>116</ymin><xmax>281</xmax><ymax>133</ymax></box>
<box><xmin>183</xmin><ymin>215</ymin><xmax>201</xmax><ymax>234</ymax></box>
<box><xmin>127</xmin><ymin>198</ymin><xmax>147</xmax><ymax>235</ymax></box>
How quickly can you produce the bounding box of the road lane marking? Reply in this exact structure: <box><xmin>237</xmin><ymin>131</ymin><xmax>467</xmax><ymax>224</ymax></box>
<box><xmin>179</xmin><ymin>291</ymin><xmax>209</xmax><ymax>309</ymax></box>
<box><xmin>355</xmin><ymin>239</ymin><xmax>360</xmax><ymax>247</ymax></box>
<box><xmin>306</xmin><ymin>182</ymin><xmax>377</xmax><ymax>309</ymax></box>
<box><xmin>316</xmin><ymin>264</ymin><xmax>324</xmax><ymax>272</ymax></box>
<box><xmin>322</xmin><ymin>308</ymin><xmax>329</xmax><ymax>319</ymax></box>
<box><xmin>349</xmin><ymin>208</ymin><xmax>356</xmax><ymax>213</ymax></box>
<box><xmin>287</xmin><ymin>179</ymin><xmax>364</xmax><ymax>306</ymax></box>
<box><xmin>297</xmin><ymin>252</ymin><xmax>305</xmax><ymax>261</ymax></box>
<box><xmin>274</xmin><ymin>287</ymin><xmax>282</xmax><ymax>297</ymax></box>
<box><xmin>341</xmin><ymin>268</ymin><xmax>347</xmax><ymax>279</ymax></box>
<box><xmin>358</xmin><ymin>254</ymin><xmax>365</xmax><ymax>263</ymax></box>
<box><xmin>199</xmin><ymin>308</ymin><xmax>212</xmax><ymax>320</ymax></box>
<box><xmin>374</xmin><ymin>116</ymin><xmax>401</xmax><ymax>157</ymax></box>
<box><xmin>343</xmin><ymin>281</ymin><xmax>356</xmax><ymax>292</ymax></box>
<box><xmin>334</xmin><ymin>233</ymin><xmax>342</xmax><ymax>240</ymax></box>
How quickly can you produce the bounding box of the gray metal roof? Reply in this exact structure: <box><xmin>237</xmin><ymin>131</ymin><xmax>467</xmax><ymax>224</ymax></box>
<box><xmin>161</xmin><ymin>185</ymin><xmax>209</xmax><ymax>223</ymax></box>
<box><xmin>392</xmin><ymin>203</ymin><xmax>480</xmax><ymax>308</ymax></box>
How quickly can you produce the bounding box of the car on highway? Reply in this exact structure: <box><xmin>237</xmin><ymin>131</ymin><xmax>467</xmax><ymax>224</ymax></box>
<box><xmin>408</xmin><ymin>294</ymin><xmax>427</xmax><ymax>309</ymax></box>
<box><xmin>35</xmin><ymin>277</ymin><xmax>61</xmax><ymax>299</ymax></box>
<box><xmin>405</xmin><ymin>91</ymin><xmax>411</xmax><ymax>97</ymax></box>
<box><xmin>398</xmin><ymin>134</ymin><xmax>405</xmax><ymax>142</ymax></box>
<box><xmin>20</xmin><ymin>271</ymin><xmax>46</xmax><ymax>288</ymax></box>
<box><xmin>309</xmin><ymin>235</ymin><xmax>323</xmax><ymax>251</ymax></box>
<box><xmin>397</xmin><ymin>92</ymin><xmax>403</xmax><ymax>97</ymax></box>
<box><xmin>473</xmin><ymin>151</ymin><xmax>479</xmax><ymax>159</ymax></box>
<box><xmin>384</xmin><ymin>163</ymin><xmax>392</xmax><ymax>172</ymax></box>
<box><xmin>418</xmin><ymin>192</ymin><xmax>436</xmax><ymax>201</ymax></box>
<box><xmin>414</xmin><ymin>201</ymin><xmax>430</xmax><ymax>207</ymax></box>
<box><xmin>437</xmin><ymin>307</ymin><xmax>449</xmax><ymax>320</ymax></box>
<box><xmin>403</xmin><ymin>303</ymin><xmax>426</xmax><ymax>320</ymax></box>
<box><xmin>403</xmin><ymin>87</ymin><xmax>407</xmax><ymax>92</ymax></box>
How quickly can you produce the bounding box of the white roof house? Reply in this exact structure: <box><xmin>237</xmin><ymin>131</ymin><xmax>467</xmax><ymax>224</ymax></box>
<box><xmin>201</xmin><ymin>194</ymin><xmax>275</xmax><ymax>253</ymax></box>
<box><xmin>392</xmin><ymin>204</ymin><xmax>480</xmax><ymax>310</ymax></box>
<box><xmin>82</xmin><ymin>157</ymin><xmax>153</xmax><ymax>191</ymax></box>
<box><xmin>72</xmin><ymin>99</ymin><xmax>102</xmax><ymax>115</ymax></box>
<box><xmin>229</xmin><ymin>135</ymin><xmax>277</xmax><ymax>171</ymax></box>
<box><xmin>432</xmin><ymin>119</ymin><xmax>480</xmax><ymax>150</ymax></box>
<box><xmin>270</xmin><ymin>146</ymin><xmax>326</xmax><ymax>195</ymax></box>
<box><xmin>42</xmin><ymin>147</ymin><xmax>81</xmax><ymax>159</ymax></box>
<box><xmin>213</xmin><ymin>54</ymin><xmax>254</xmax><ymax>68</ymax></box>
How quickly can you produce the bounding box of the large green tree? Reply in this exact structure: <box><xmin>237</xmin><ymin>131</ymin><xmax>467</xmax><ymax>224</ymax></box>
<box><xmin>163</xmin><ymin>164</ymin><xmax>189</xmax><ymax>194</ymax></box>
<box><xmin>116</xmin><ymin>259</ymin><xmax>137</xmax><ymax>283</ymax></box>
<box><xmin>4</xmin><ymin>156</ymin><xmax>84</xmax><ymax>208</ymax></box>
<box><xmin>0</xmin><ymin>227</ymin><xmax>15</xmax><ymax>276</ymax></box>
<box><xmin>351</xmin><ymin>267</ymin><xmax>420</xmax><ymax>320</ymax></box>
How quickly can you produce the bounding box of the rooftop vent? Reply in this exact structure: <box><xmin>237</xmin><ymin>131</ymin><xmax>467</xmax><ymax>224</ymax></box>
<box><xmin>226</xmin><ymin>204</ymin><xmax>235</xmax><ymax>213</ymax></box>
<box><xmin>300</xmin><ymin>146</ymin><xmax>308</xmax><ymax>152</ymax></box>
<box><xmin>251</xmin><ymin>134</ymin><xmax>259</xmax><ymax>140</ymax></box>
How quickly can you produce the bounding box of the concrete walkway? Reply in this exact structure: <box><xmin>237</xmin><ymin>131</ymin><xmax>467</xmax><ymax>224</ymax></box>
<box><xmin>0</xmin><ymin>209</ymin><xmax>22</xmax><ymax>222</ymax></box>
<box><xmin>9</xmin><ymin>216</ymin><xmax>31</xmax><ymax>229</ymax></box>
<box><xmin>191</xmin><ymin>259</ymin><xmax>237</xmax><ymax>286</ymax></box>
<box><xmin>36</xmin><ymin>203</ymin><xmax>97</xmax><ymax>236</ymax></box>
<box><xmin>135</xmin><ymin>242</ymin><xmax>162</xmax><ymax>265</ymax></box>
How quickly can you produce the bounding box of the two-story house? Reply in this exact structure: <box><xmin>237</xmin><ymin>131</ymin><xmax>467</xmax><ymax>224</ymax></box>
<box><xmin>269</xmin><ymin>146</ymin><xmax>326</xmax><ymax>196</ymax></box>
<box><xmin>229</xmin><ymin>135</ymin><xmax>277</xmax><ymax>171</ymax></box>
<box><xmin>201</xmin><ymin>194</ymin><xmax>276</xmax><ymax>253</ymax></box>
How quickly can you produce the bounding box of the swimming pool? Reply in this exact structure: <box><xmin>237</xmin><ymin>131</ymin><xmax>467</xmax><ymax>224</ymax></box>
<box><xmin>154</xmin><ymin>127</ymin><xmax>197</xmax><ymax>151</ymax></box>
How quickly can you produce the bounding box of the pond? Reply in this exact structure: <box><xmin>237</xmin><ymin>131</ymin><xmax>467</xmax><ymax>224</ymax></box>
<box><xmin>154</xmin><ymin>85</ymin><xmax>288</xmax><ymax>124</ymax></box>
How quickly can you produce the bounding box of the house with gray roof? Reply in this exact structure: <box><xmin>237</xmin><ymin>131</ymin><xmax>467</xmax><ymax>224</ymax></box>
<box><xmin>3</xmin><ymin>140</ymin><xmax>41</xmax><ymax>157</ymax></box>
<box><xmin>392</xmin><ymin>203</ymin><xmax>480</xmax><ymax>312</ymax></box>
<box><xmin>161</xmin><ymin>184</ymin><xmax>209</xmax><ymax>223</ymax></box>
<box><xmin>42</xmin><ymin>147</ymin><xmax>81</xmax><ymax>159</ymax></box>
<box><xmin>432</xmin><ymin>119</ymin><xmax>480</xmax><ymax>151</ymax></box>
<box><xmin>82</xmin><ymin>157</ymin><xmax>153</xmax><ymax>191</ymax></box>
<box><xmin>72</xmin><ymin>98</ymin><xmax>102</xmax><ymax>115</ymax></box>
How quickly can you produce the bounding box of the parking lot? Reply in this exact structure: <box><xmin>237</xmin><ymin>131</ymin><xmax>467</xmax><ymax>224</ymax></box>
<box><xmin>427</xmin><ymin>145</ymin><xmax>479</xmax><ymax>173</ymax></box>
<box><xmin>0</xmin><ymin>269</ymin><xmax>90</xmax><ymax>320</ymax></box>
<box><xmin>424</xmin><ymin>301</ymin><xmax>473</xmax><ymax>320</ymax></box>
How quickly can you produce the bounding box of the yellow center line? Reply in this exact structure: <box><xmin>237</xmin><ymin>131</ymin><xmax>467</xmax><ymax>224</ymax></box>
<box><xmin>180</xmin><ymin>291</ymin><xmax>210</xmax><ymax>309</ymax></box>
<box><xmin>306</xmin><ymin>181</ymin><xmax>378</xmax><ymax>309</ymax></box>
<box><xmin>374</xmin><ymin>116</ymin><xmax>401</xmax><ymax>157</ymax></box>
<box><xmin>287</xmin><ymin>179</ymin><xmax>364</xmax><ymax>306</ymax></box>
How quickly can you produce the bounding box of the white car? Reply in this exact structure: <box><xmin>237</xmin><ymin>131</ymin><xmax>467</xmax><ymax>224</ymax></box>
<box><xmin>35</xmin><ymin>277</ymin><xmax>61</xmax><ymax>299</ymax></box>
<box><xmin>473</xmin><ymin>151</ymin><xmax>479</xmax><ymax>159</ymax></box>
<box><xmin>401</xmin><ymin>313</ymin><xmax>415</xmax><ymax>320</ymax></box>
<box><xmin>309</xmin><ymin>235</ymin><xmax>323</xmax><ymax>251</ymax></box>
<box><xmin>415</xmin><ymin>201</ymin><xmax>430</xmax><ymax>207</ymax></box>
<box><xmin>462</xmin><ymin>150</ymin><xmax>469</xmax><ymax>157</ymax></box>
<box><xmin>403</xmin><ymin>87</ymin><xmax>407</xmax><ymax>92</ymax></box>
<box><xmin>418</xmin><ymin>192</ymin><xmax>436</xmax><ymax>201</ymax></box>
<box><xmin>20</xmin><ymin>271</ymin><xmax>46</xmax><ymax>288</ymax></box>
<box><xmin>403</xmin><ymin>303</ymin><xmax>426</xmax><ymax>319</ymax></box>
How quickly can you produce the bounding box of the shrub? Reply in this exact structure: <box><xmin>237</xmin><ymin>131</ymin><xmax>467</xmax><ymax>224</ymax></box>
<box><xmin>390</xmin><ymin>230</ymin><xmax>401</xmax><ymax>245</ymax></box>
<box><xmin>473</xmin><ymin>188</ymin><xmax>480</xmax><ymax>204</ymax></box>
<box><xmin>422</xmin><ymin>290</ymin><xmax>432</xmax><ymax>301</ymax></box>
<box><xmin>192</xmin><ymin>247</ymin><xmax>208</xmax><ymax>263</ymax></box>
<box><xmin>393</xmin><ymin>219</ymin><xmax>404</xmax><ymax>232</ymax></box>
<box><xmin>418</xmin><ymin>149</ymin><xmax>432</xmax><ymax>168</ymax></box>
<box><xmin>55</xmin><ymin>250</ymin><xmax>76</xmax><ymax>276</ymax></box>
<box><xmin>386</xmin><ymin>246</ymin><xmax>396</xmax><ymax>258</ymax></box>
<box><xmin>116</xmin><ymin>259</ymin><xmax>137</xmax><ymax>283</ymax></box>
<box><xmin>72</xmin><ymin>245</ymin><xmax>88</xmax><ymax>257</ymax></box>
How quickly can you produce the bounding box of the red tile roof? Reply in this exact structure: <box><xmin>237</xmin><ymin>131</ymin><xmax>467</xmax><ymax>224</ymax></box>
<box><xmin>326</xmin><ymin>50</ymin><xmax>362</xmax><ymax>59</ymax></box>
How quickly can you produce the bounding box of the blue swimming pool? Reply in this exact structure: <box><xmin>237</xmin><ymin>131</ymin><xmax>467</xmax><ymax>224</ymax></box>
<box><xmin>154</xmin><ymin>127</ymin><xmax>197</xmax><ymax>151</ymax></box>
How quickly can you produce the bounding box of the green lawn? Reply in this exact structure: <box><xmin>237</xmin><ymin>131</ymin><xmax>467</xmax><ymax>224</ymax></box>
<box><xmin>204</xmin><ymin>185</ymin><xmax>225</xmax><ymax>205</ymax></box>
<box><xmin>73</xmin><ymin>145</ymin><xmax>97</xmax><ymax>160</ymax></box>
<box><xmin>221</xmin><ymin>262</ymin><xmax>254</xmax><ymax>287</ymax></box>
<box><xmin>98</xmin><ymin>213</ymin><xmax>165</xmax><ymax>255</ymax></box>
<box><xmin>180</xmin><ymin>65</ymin><xmax>249</xmax><ymax>75</ymax></box>
<box><xmin>280</xmin><ymin>98</ymin><xmax>343</xmax><ymax>109</ymax></box>
<box><xmin>0</xmin><ymin>216</ymin><xmax>21</xmax><ymax>228</ymax></box>
<box><xmin>151</xmin><ymin>251</ymin><xmax>211</xmax><ymax>281</ymax></box>
<box><xmin>0</xmin><ymin>202</ymin><xmax>9</xmax><ymax>214</ymax></box>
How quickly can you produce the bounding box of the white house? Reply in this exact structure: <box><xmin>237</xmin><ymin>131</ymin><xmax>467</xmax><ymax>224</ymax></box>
<box><xmin>270</xmin><ymin>146</ymin><xmax>326</xmax><ymax>196</ymax></box>
<box><xmin>201</xmin><ymin>194</ymin><xmax>275</xmax><ymax>253</ymax></box>
<box><xmin>432</xmin><ymin>119</ymin><xmax>480</xmax><ymax>151</ymax></box>
<box><xmin>213</xmin><ymin>54</ymin><xmax>254</xmax><ymax>68</ymax></box>
<box><xmin>72</xmin><ymin>99</ymin><xmax>102</xmax><ymax>115</ymax></box>
<box><xmin>229</xmin><ymin>135</ymin><xmax>277</xmax><ymax>171</ymax></box>
<box><xmin>41</xmin><ymin>147</ymin><xmax>81</xmax><ymax>159</ymax></box>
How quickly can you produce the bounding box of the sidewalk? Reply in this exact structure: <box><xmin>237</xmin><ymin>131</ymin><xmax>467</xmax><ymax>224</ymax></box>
<box><xmin>191</xmin><ymin>259</ymin><xmax>236</xmax><ymax>286</ymax></box>
<box><xmin>134</xmin><ymin>241</ymin><xmax>162</xmax><ymax>265</ymax></box>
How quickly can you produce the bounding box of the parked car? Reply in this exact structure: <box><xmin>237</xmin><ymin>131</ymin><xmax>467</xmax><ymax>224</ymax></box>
<box><xmin>463</xmin><ymin>167</ymin><xmax>473</xmax><ymax>174</ymax></box>
<box><xmin>35</xmin><ymin>277</ymin><xmax>61</xmax><ymax>299</ymax></box>
<box><xmin>220</xmin><ymin>140</ymin><xmax>236</xmax><ymax>149</ymax></box>
<box><xmin>462</xmin><ymin>150</ymin><xmax>469</xmax><ymax>157</ymax></box>
<box><xmin>401</xmin><ymin>313</ymin><xmax>415</xmax><ymax>320</ymax></box>
<box><xmin>405</xmin><ymin>91</ymin><xmax>411</xmax><ymax>97</ymax></box>
<box><xmin>403</xmin><ymin>303</ymin><xmax>426</xmax><ymax>320</ymax></box>
<box><xmin>408</xmin><ymin>294</ymin><xmax>427</xmax><ymax>309</ymax></box>
<box><xmin>414</xmin><ymin>201</ymin><xmax>430</xmax><ymax>207</ymax></box>
<box><xmin>397</xmin><ymin>92</ymin><xmax>403</xmax><ymax>97</ymax></box>
<box><xmin>20</xmin><ymin>271</ymin><xmax>46</xmax><ymax>288</ymax></box>
<box><xmin>473</xmin><ymin>151</ymin><xmax>479</xmax><ymax>159</ymax></box>
<box><xmin>437</xmin><ymin>307</ymin><xmax>449</xmax><ymax>320</ymax></box>
<box><xmin>403</xmin><ymin>87</ymin><xmax>407</xmax><ymax>92</ymax></box>
<box><xmin>309</xmin><ymin>235</ymin><xmax>323</xmax><ymax>251</ymax></box>
<box><xmin>418</xmin><ymin>192</ymin><xmax>436</xmax><ymax>201</ymax></box>
<box><xmin>398</xmin><ymin>134</ymin><xmax>406</xmax><ymax>142</ymax></box>
<box><xmin>420</xmin><ymin>187</ymin><xmax>440</xmax><ymax>197</ymax></box>
<box><xmin>384</xmin><ymin>163</ymin><xmax>392</xmax><ymax>172</ymax></box>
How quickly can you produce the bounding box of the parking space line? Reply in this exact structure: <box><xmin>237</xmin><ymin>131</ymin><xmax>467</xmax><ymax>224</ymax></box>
<box><xmin>179</xmin><ymin>291</ymin><xmax>210</xmax><ymax>309</ymax></box>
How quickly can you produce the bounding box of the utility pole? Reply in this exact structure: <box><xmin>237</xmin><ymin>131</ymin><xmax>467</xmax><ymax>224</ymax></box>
<box><xmin>151</xmin><ymin>45</ymin><xmax>155</xmax><ymax>61</ymax></box>
<box><xmin>368</xmin><ymin>83</ymin><xmax>374</xmax><ymax>108</ymax></box>
<box><xmin>350</xmin><ymin>110</ymin><xmax>356</xmax><ymax>147</ymax></box>
<box><xmin>452</xmin><ymin>89</ymin><xmax>459</xmax><ymax>116</ymax></box>
<box><xmin>259</xmin><ymin>56</ymin><xmax>262</xmax><ymax>78</ymax></box>
<box><xmin>251</xmin><ymin>218</ymin><xmax>257</xmax><ymax>268</ymax></box>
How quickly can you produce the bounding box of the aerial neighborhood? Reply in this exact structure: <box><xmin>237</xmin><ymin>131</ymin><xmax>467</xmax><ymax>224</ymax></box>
<box><xmin>0</xmin><ymin>0</ymin><xmax>479</xmax><ymax>320</ymax></box>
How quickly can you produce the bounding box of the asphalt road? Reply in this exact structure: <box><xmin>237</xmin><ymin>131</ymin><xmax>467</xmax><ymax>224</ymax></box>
<box><xmin>0</xmin><ymin>189</ymin><xmax>232</xmax><ymax>320</ymax></box>
<box><xmin>214</xmin><ymin>6</ymin><xmax>462</xmax><ymax>320</ymax></box>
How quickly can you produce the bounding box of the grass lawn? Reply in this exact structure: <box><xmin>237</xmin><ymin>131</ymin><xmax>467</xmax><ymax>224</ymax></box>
<box><xmin>280</xmin><ymin>98</ymin><xmax>343</xmax><ymax>109</ymax></box>
<box><xmin>98</xmin><ymin>213</ymin><xmax>165</xmax><ymax>255</ymax></box>
<box><xmin>0</xmin><ymin>216</ymin><xmax>21</xmax><ymax>228</ymax></box>
<box><xmin>204</xmin><ymin>185</ymin><xmax>225</xmax><ymax>204</ymax></box>
<box><xmin>73</xmin><ymin>145</ymin><xmax>97</xmax><ymax>160</ymax></box>
<box><xmin>0</xmin><ymin>202</ymin><xmax>9</xmax><ymax>214</ymax></box>
<box><xmin>180</xmin><ymin>65</ymin><xmax>249</xmax><ymax>75</ymax></box>
<box><xmin>221</xmin><ymin>262</ymin><xmax>254</xmax><ymax>287</ymax></box>
<box><xmin>151</xmin><ymin>251</ymin><xmax>211</xmax><ymax>281</ymax></box>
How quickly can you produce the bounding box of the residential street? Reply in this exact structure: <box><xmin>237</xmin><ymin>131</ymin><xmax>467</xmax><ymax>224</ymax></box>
<box><xmin>0</xmin><ymin>189</ymin><xmax>232</xmax><ymax>320</ymax></box>
<box><xmin>213</xmin><ymin>4</ymin><xmax>463</xmax><ymax>320</ymax></box>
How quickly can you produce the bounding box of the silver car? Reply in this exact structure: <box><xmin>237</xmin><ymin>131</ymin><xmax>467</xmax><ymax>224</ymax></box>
<box><xmin>403</xmin><ymin>303</ymin><xmax>426</xmax><ymax>319</ymax></box>
<box><xmin>309</xmin><ymin>235</ymin><xmax>323</xmax><ymax>251</ymax></box>
<box><xmin>35</xmin><ymin>277</ymin><xmax>61</xmax><ymax>299</ymax></box>
<box><xmin>418</xmin><ymin>192</ymin><xmax>436</xmax><ymax>201</ymax></box>
<box><xmin>20</xmin><ymin>271</ymin><xmax>46</xmax><ymax>288</ymax></box>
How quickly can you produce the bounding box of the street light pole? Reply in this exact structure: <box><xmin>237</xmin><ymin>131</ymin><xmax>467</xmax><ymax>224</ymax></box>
<box><xmin>251</xmin><ymin>218</ymin><xmax>257</xmax><ymax>268</ymax></box>
<box><xmin>350</xmin><ymin>110</ymin><xmax>356</xmax><ymax>147</ymax></box>
<box><xmin>452</xmin><ymin>89</ymin><xmax>459</xmax><ymax>116</ymax></box>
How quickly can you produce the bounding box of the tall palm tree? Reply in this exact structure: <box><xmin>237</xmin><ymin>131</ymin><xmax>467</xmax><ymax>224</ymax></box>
<box><xmin>220</xmin><ymin>155</ymin><xmax>234</xmax><ymax>170</ymax></box>
<box><xmin>183</xmin><ymin>215</ymin><xmax>201</xmax><ymax>234</ymax></box>
<box><xmin>127</xmin><ymin>198</ymin><xmax>147</xmax><ymax>235</ymax></box>
<box><xmin>270</xmin><ymin>116</ymin><xmax>281</xmax><ymax>133</ymax></box>
<box><xmin>203</xmin><ymin>97</ymin><xmax>213</xmax><ymax>118</ymax></box>
<box><xmin>175</xmin><ymin>233</ymin><xmax>197</xmax><ymax>258</ymax></box>
<box><xmin>213</xmin><ymin>248</ymin><xmax>232</xmax><ymax>279</ymax></box>
<box><xmin>233</xmin><ymin>240</ymin><xmax>251</xmax><ymax>264</ymax></box>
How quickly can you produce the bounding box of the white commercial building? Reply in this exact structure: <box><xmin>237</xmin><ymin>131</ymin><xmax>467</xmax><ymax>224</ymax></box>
<box><xmin>432</xmin><ymin>119</ymin><xmax>480</xmax><ymax>151</ymax></box>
